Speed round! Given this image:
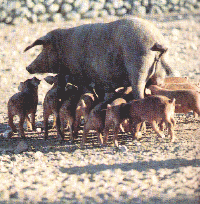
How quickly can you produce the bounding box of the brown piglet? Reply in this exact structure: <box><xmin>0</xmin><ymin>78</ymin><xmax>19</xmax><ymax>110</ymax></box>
<box><xmin>7</xmin><ymin>77</ymin><xmax>40</xmax><ymax>138</ymax></box>
<box><xmin>104</xmin><ymin>98</ymin><xmax>129</xmax><ymax>147</ymax></box>
<box><xmin>73</xmin><ymin>91</ymin><xmax>99</xmax><ymax>138</ymax></box>
<box><xmin>148</xmin><ymin>85</ymin><xmax>200</xmax><ymax>117</ymax></box>
<box><xmin>124</xmin><ymin>95</ymin><xmax>176</xmax><ymax>142</ymax></box>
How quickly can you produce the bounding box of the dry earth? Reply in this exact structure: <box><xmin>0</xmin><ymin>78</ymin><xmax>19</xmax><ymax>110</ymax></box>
<box><xmin>0</xmin><ymin>14</ymin><xmax>200</xmax><ymax>203</ymax></box>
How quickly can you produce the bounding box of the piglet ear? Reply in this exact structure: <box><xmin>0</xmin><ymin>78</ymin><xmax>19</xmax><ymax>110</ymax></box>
<box><xmin>31</xmin><ymin>77</ymin><xmax>41</xmax><ymax>86</ymax></box>
<box><xmin>44</xmin><ymin>76</ymin><xmax>55</xmax><ymax>85</ymax></box>
<box><xmin>145</xmin><ymin>88</ymin><xmax>151</xmax><ymax>95</ymax></box>
<box><xmin>18</xmin><ymin>82</ymin><xmax>24</xmax><ymax>91</ymax></box>
<box><xmin>107</xmin><ymin>104</ymin><xmax>112</xmax><ymax>109</ymax></box>
<box><xmin>169</xmin><ymin>98</ymin><xmax>176</xmax><ymax>104</ymax></box>
<box><xmin>24</xmin><ymin>35</ymin><xmax>50</xmax><ymax>52</ymax></box>
<box><xmin>81</xmin><ymin>99</ymin><xmax>86</xmax><ymax>108</ymax></box>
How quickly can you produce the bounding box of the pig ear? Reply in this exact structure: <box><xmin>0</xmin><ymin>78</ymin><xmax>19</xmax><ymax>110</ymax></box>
<box><xmin>107</xmin><ymin>104</ymin><xmax>112</xmax><ymax>109</ymax></box>
<box><xmin>31</xmin><ymin>77</ymin><xmax>41</xmax><ymax>86</ymax></box>
<box><xmin>170</xmin><ymin>98</ymin><xmax>176</xmax><ymax>104</ymax></box>
<box><xmin>18</xmin><ymin>82</ymin><xmax>24</xmax><ymax>91</ymax></box>
<box><xmin>150</xmin><ymin>43</ymin><xmax>168</xmax><ymax>52</ymax></box>
<box><xmin>24</xmin><ymin>36</ymin><xmax>49</xmax><ymax>52</ymax></box>
<box><xmin>145</xmin><ymin>88</ymin><xmax>151</xmax><ymax>95</ymax></box>
<box><xmin>44</xmin><ymin>76</ymin><xmax>55</xmax><ymax>85</ymax></box>
<box><xmin>81</xmin><ymin>99</ymin><xmax>86</xmax><ymax>108</ymax></box>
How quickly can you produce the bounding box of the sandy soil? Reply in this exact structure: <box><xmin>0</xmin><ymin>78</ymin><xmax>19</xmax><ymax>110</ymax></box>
<box><xmin>0</xmin><ymin>14</ymin><xmax>199</xmax><ymax>203</ymax></box>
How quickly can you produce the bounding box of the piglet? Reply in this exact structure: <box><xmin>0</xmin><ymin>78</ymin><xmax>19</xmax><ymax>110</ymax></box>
<box><xmin>43</xmin><ymin>75</ymin><xmax>78</xmax><ymax>140</ymax></box>
<box><xmin>73</xmin><ymin>90</ymin><xmax>99</xmax><ymax>138</ymax></box>
<box><xmin>81</xmin><ymin>96</ymin><xmax>118</xmax><ymax>148</ymax></box>
<box><xmin>7</xmin><ymin>77</ymin><xmax>40</xmax><ymax>138</ymax></box>
<box><xmin>104</xmin><ymin>98</ymin><xmax>129</xmax><ymax>147</ymax></box>
<box><xmin>124</xmin><ymin>95</ymin><xmax>176</xmax><ymax>142</ymax></box>
<box><xmin>59</xmin><ymin>85</ymin><xmax>81</xmax><ymax>141</ymax></box>
<box><xmin>148</xmin><ymin>85</ymin><xmax>200</xmax><ymax>117</ymax></box>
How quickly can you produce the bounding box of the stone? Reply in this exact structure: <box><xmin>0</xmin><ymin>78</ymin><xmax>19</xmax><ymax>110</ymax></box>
<box><xmin>51</xmin><ymin>13</ymin><xmax>64</xmax><ymax>22</ymax></box>
<box><xmin>61</xmin><ymin>3</ymin><xmax>73</xmax><ymax>14</ymax></box>
<box><xmin>149</xmin><ymin>5</ymin><xmax>163</xmax><ymax>14</ymax></box>
<box><xmin>99</xmin><ymin>9</ymin><xmax>109</xmax><ymax>17</ymax></box>
<box><xmin>112</xmin><ymin>0</ymin><xmax>124</xmax><ymax>9</ymax></box>
<box><xmin>123</xmin><ymin>1</ymin><xmax>132</xmax><ymax>10</ymax></box>
<box><xmin>48</xmin><ymin>4</ymin><xmax>60</xmax><ymax>13</ymax></box>
<box><xmin>44</xmin><ymin>0</ymin><xmax>55</xmax><ymax>6</ymax></box>
<box><xmin>90</xmin><ymin>2</ymin><xmax>105</xmax><ymax>10</ymax></box>
<box><xmin>33</xmin><ymin>3</ymin><xmax>46</xmax><ymax>15</ymax></box>
<box><xmin>65</xmin><ymin>11</ymin><xmax>81</xmax><ymax>20</ymax></box>
<box><xmin>82</xmin><ymin>10</ymin><xmax>99</xmax><ymax>18</ymax></box>
<box><xmin>77</xmin><ymin>1</ymin><xmax>90</xmax><ymax>14</ymax></box>
<box><xmin>116</xmin><ymin>8</ymin><xmax>127</xmax><ymax>16</ymax></box>
<box><xmin>38</xmin><ymin>13</ymin><xmax>50</xmax><ymax>22</ymax></box>
<box><xmin>26</xmin><ymin>0</ymin><xmax>35</xmax><ymax>9</ymax></box>
<box><xmin>63</xmin><ymin>0</ymin><xmax>74</xmax><ymax>3</ymax></box>
<box><xmin>14</xmin><ymin>140</ymin><xmax>29</xmax><ymax>154</ymax></box>
<box><xmin>169</xmin><ymin>0</ymin><xmax>179</xmax><ymax>4</ymax></box>
<box><xmin>73</xmin><ymin>0</ymin><xmax>83</xmax><ymax>8</ymax></box>
<box><xmin>0</xmin><ymin>11</ymin><xmax>7</xmax><ymax>22</ymax></box>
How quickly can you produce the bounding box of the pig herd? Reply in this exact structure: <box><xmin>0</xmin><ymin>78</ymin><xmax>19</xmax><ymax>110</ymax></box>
<box><xmin>7</xmin><ymin>75</ymin><xmax>200</xmax><ymax>148</ymax></box>
<box><xmin>5</xmin><ymin>17</ymin><xmax>200</xmax><ymax>148</ymax></box>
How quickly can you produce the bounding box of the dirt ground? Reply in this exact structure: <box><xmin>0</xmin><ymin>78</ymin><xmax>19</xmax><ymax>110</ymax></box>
<box><xmin>0</xmin><ymin>14</ymin><xmax>199</xmax><ymax>203</ymax></box>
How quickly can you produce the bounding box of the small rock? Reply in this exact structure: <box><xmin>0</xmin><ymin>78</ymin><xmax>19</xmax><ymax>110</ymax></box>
<box><xmin>118</xmin><ymin>145</ymin><xmax>128</xmax><ymax>153</ymax></box>
<box><xmin>36</xmin><ymin>128</ymin><xmax>42</xmax><ymax>133</ymax></box>
<box><xmin>3</xmin><ymin>130</ymin><xmax>13</xmax><ymax>138</ymax></box>
<box><xmin>34</xmin><ymin>151</ymin><xmax>44</xmax><ymax>159</ymax></box>
<box><xmin>14</xmin><ymin>140</ymin><xmax>29</xmax><ymax>154</ymax></box>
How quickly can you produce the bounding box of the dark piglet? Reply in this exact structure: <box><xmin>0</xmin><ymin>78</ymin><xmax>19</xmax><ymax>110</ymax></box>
<box><xmin>8</xmin><ymin>77</ymin><xmax>40</xmax><ymax>138</ymax></box>
<box><xmin>59</xmin><ymin>86</ymin><xmax>82</xmax><ymax>141</ymax></box>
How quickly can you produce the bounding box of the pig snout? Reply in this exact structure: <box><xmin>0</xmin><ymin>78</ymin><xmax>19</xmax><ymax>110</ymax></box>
<box><xmin>26</xmin><ymin>64</ymin><xmax>35</xmax><ymax>74</ymax></box>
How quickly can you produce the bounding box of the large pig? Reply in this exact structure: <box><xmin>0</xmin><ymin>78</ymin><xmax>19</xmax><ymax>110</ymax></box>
<box><xmin>24</xmin><ymin>17</ymin><xmax>175</xmax><ymax>100</ymax></box>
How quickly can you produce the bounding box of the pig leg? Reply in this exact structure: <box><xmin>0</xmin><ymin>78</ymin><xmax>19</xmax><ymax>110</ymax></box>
<box><xmin>68</xmin><ymin>118</ymin><xmax>74</xmax><ymax>142</ymax></box>
<box><xmin>103</xmin><ymin>126</ymin><xmax>109</xmax><ymax>146</ymax></box>
<box><xmin>167</xmin><ymin>117</ymin><xmax>176</xmax><ymax>142</ymax></box>
<box><xmin>193</xmin><ymin>102</ymin><xmax>200</xmax><ymax>118</ymax></box>
<box><xmin>131</xmin><ymin>119</ymin><xmax>142</xmax><ymax>140</ymax></box>
<box><xmin>52</xmin><ymin>114</ymin><xmax>56</xmax><ymax>129</ymax></box>
<box><xmin>193</xmin><ymin>112</ymin><xmax>198</xmax><ymax>118</ymax></box>
<box><xmin>97</xmin><ymin>132</ymin><xmax>103</xmax><ymax>146</ymax></box>
<box><xmin>43</xmin><ymin>111</ymin><xmax>50</xmax><ymax>140</ymax></box>
<box><xmin>73</xmin><ymin>113</ymin><xmax>81</xmax><ymax>139</ymax></box>
<box><xmin>150</xmin><ymin>120</ymin><xmax>165</xmax><ymax>139</ymax></box>
<box><xmin>55</xmin><ymin>112</ymin><xmax>64</xmax><ymax>141</ymax></box>
<box><xmin>81</xmin><ymin>126</ymin><xmax>89</xmax><ymax>149</ymax></box>
<box><xmin>8</xmin><ymin>112</ymin><xmax>17</xmax><ymax>134</ymax></box>
<box><xmin>125</xmin><ymin>53</ymin><xmax>155</xmax><ymax>99</ymax></box>
<box><xmin>18</xmin><ymin>114</ymin><xmax>26</xmax><ymax>138</ymax></box>
<box><xmin>59</xmin><ymin>113</ymin><xmax>65</xmax><ymax>138</ymax></box>
<box><xmin>26</xmin><ymin>115</ymin><xmax>32</xmax><ymax>131</ymax></box>
<box><xmin>30</xmin><ymin>112</ymin><xmax>36</xmax><ymax>131</ymax></box>
<box><xmin>113</xmin><ymin>126</ymin><xmax>120</xmax><ymax>147</ymax></box>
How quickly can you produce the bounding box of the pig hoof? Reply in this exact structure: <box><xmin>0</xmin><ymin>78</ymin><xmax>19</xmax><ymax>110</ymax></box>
<box><xmin>160</xmin><ymin>133</ymin><xmax>165</xmax><ymax>138</ymax></box>
<box><xmin>80</xmin><ymin>145</ymin><xmax>86</xmax><ymax>150</ymax></box>
<box><xmin>3</xmin><ymin>130</ymin><xmax>14</xmax><ymax>138</ymax></box>
<box><xmin>170</xmin><ymin>138</ymin><xmax>176</xmax><ymax>143</ymax></box>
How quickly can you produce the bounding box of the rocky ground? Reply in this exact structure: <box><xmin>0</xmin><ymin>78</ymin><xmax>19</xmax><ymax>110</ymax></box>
<box><xmin>0</xmin><ymin>14</ymin><xmax>199</xmax><ymax>203</ymax></box>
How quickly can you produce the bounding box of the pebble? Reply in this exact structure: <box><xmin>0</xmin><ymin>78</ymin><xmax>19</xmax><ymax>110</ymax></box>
<box><xmin>14</xmin><ymin>140</ymin><xmax>29</xmax><ymax>154</ymax></box>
